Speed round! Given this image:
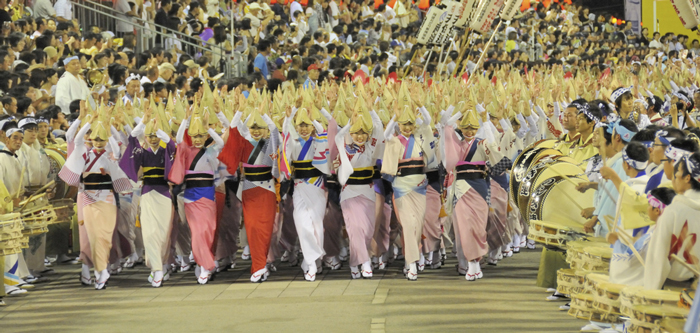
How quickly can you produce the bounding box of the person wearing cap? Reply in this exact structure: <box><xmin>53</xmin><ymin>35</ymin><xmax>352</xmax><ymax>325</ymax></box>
<box><xmin>58</xmin><ymin>107</ymin><xmax>131</xmax><ymax>290</ymax></box>
<box><xmin>244</xmin><ymin>2</ymin><xmax>263</xmax><ymax>36</ymax></box>
<box><xmin>55</xmin><ymin>55</ymin><xmax>91</xmax><ymax>115</ymax></box>
<box><xmin>43</xmin><ymin>46</ymin><xmax>58</xmax><ymax>68</ymax></box>
<box><xmin>157</xmin><ymin>62</ymin><xmax>176</xmax><ymax>83</ymax></box>
<box><xmin>183</xmin><ymin>59</ymin><xmax>199</xmax><ymax>79</ymax></box>
<box><xmin>16</xmin><ymin>117</ymin><xmax>52</xmax><ymax>277</ymax></box>
<box><xmin>281</xmin><ymin>102</ymin><xmax>331</xmax><ymax>282</ymax></box>
<box><xmin>303</xmin><ymin>63</ymin><xmax>319</xmax><ymax>89</ymax></box>
<box><xmin>119</xmin><ymin>108</ymin><xmax>176</xmax><ymax>288</ymax></box>
<box><xmin>0</xmin><ymin>121</ymin><xmax>32</xmax><ymax>297</ymax></box>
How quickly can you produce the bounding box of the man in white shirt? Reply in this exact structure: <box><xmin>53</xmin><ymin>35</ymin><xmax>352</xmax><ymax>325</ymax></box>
<box><xmin>114</xmin><ymin>0</ymin><xmax>135</xmax><ymax>36</ymax></box>
<box><xmin>328</xmin><ymin>0</ymin><xmax>340</xmax><ymax>27</ymax></box>
<box><xmin>54</xmin><ymin>0</ymin><xmax>73</xmax><ymax>20</ymax></box>
<box><xmin>649</xmin><ymin>32</ymin><xmax>663</xmax><ymax>49</ymax></box>
<box><xmin>381</xmin><ymin>4</ymin><xmax>397</xmax><ymax>25</ymax></box>
<box><xmin>33</xmin><ymin>0</ymin><xmax>56</xmax><ymax>19</ymax></box>
<box><xmin>245</xmin><ymin>3</ymin><xmax>263</xmax><ymax>37</ymax></box>
<box><xmin>55</xmin><ymin>56</ymin><xmax>93</xmax><ymax>115</ymax></box>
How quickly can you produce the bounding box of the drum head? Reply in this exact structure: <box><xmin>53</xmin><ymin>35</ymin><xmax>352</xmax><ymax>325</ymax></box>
<box><xmin>509</xmin><ymin>144</ymin><xmax>561</xmax><ymax>205</ymax></box>
<box><xmin>517</xmin><ymin>160</ymin><xmax>577</xmax><ymax>218</ymax></box>
<box><xmin>528</xmin><ymin>176</ymin><xmax>594</xmax><ymax>225</ymax></box>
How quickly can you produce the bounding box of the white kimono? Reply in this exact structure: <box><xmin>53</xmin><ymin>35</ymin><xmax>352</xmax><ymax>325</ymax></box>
<box><xmin>17</xmin><ymin>141</ymin><xmax>51</xmax><ymax>187</ymax></box>
<box><xmin>55</xmin><ymin>72</ymin><xmax>93</xmax><ymax>115</ymax></box>
<box><xmin>644</xmin><ymin>189</ymin><xmax>700</xmax><ymax>289</ymax></box>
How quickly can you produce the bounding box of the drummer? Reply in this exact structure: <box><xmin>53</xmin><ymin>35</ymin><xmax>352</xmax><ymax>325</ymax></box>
<box><xmin>600</xmin><ymin>142</ymin><xmax>652</xmax><ymax>282</ymax></box>
<box><xmin>17</xmin><ymin>117</ymin><xmax>52</xmax><ymax>278</ymax></box>
<box><xmin>0</xmin><ymin>122</ymin><xmax>31</xmax><ymax>296</ymax></box>
<box><xmin>644</xmin><ymin>151</ymin><xmax>700</xmax><ymax>290</ymax></box>
<box><xmin>584</xmin><ymin>119</ymin><xmax>639</xmax><ymax>236</ymax></box>
<box><xmin>646</xmin><ymin>128</ymin><xmax>687</xmax><ymax>193</ymax></box>
<box><xmin>552</xmin><ymin>101</ymin><xmax>581</xmax><ymax>154</ymax></box>
<box><xmin>607</xmin><ymin>187</ymin><xmax>676</xmax><ymax>286</ymax></box>
<box><xmin>570</xmin><ymin>102</ymin><xmax>602</xmax><ymax>164</ymax></box>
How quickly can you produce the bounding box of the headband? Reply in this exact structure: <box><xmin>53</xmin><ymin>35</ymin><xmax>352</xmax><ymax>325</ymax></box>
<box><xmin>610</xmin><ymin>120</ymin><xmax>635</xmax><ymax>143</ymax></box>
<box><xmin>611</xmin><ymin>86</ymin><xmax>632</xmax><ymax>103</ymax></box>
<box><xmin>63</xmin><ymin>56</ymin><xmax>79</xmax><ymax>66</ymax></box>
<box><xmin>655</xmin><ymin>130</ymin><xmax>676</xmax><ymax>146</ymax></box>
<box><xmin>673</xmin><ymin>92</ymin><xmax>691</xmax><ymax>106</ymax></box>
<box><xmin>579</xmin><ymin>104</ymin><xmax>600</xmax><ymax>123</ymax></box>
<box><xmin>622</xmin><ymin>149</ymin><xmax>648</xmax><ymax>171</ymax></box>
<box><xmin>646</xmin><ymin>193</ymin><xmax>668</xmax><ymax>211</ymax></box>
<box><xmin>597</xmin><ymin>102</ymin><xmax>609</xmax><ymax>116</ymax></box>
<box><xmin>37</xmin><ymin>117</ymin><xmax>49</xmax><ymax>124</ymax></box>
<box><xmin>665</xmin><ymin>145</ymin><xmax>693</xmax><ymax>163</ymax></box>
<box><xmin>125</xmin><ymin>73</ymin><xmax>140</xmax><ymax>85</ymax></box>
<box><xmin>5</xmin><ymin>127</ymin><xmax>22</xmax><ymax>137</ymax></box>
<box><xmin>639</xmin><ymin>140</ymin><xmax>653</xmax><ymax>148</ymax></box>
<box><xmin>635</xmin><ymin>98</ymin><xmax>649</xmax><ymax>110</ymax></box>
<box><xmin>18</xmin><ymin>117</ymin><xmax>37</xmax><ymax>128</ymax></box>
<box><xmin>682</xmin><ymin>154</ymin><xmax>700</xmax><ymax>183</ymax></box>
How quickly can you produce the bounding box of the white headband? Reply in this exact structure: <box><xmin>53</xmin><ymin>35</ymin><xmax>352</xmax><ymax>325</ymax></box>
<box><xmin>18</xmin><ymin>117</ymin><xmax>37</xmax><ymax>128</ymax></box>
<box><xmin>5</xmin><ymin>127</ymin><xmax>22</xmax><ymax>137</ymax></box>
<box><xmin>125</xmin><ymin>73</ymin><xmax>140</xmax><ymax>85</ymax></box>
<box><xmin>622</xmin><ymin>149</ymin><xmax>648</xmax><ymax>171</ymax></box>
<box><xmin>665</xmin><ymin>145</ymin><xmax>693</xmax><ymax>163</ymax></box>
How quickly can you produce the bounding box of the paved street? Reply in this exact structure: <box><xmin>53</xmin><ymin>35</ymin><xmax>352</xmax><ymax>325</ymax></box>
<box><xmin>1</xmin><ymin>247</ymin><xmax>583</xmax><ymax>332</ymax></box>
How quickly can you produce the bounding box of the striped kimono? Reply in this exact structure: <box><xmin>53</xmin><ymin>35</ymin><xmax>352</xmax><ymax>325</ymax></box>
<box><xmin>335</xmin><ymin>111</ymin><xmax>384</xmax><ymax>267</ymax></box>
<box><xmin>444</xmin><ymin>125</ymin><xmax>503</xmax><ymax>262</ymax></box>
<box><xmin>119</xmin><ymin>123</ymin><xmax>176</xmax><ymax>272</ymax></box>
<box><xmin>281</xmin><ymin>113</ymin><xmax>330</xmax><ymax>268</ymax></box>
<box><xmin>169</xmin><ymin>127</ymin><xmax>224</xmax><ymax>272</ymax></box>
<box><xmin>58</xmin><ymin>123</ymin><xmax>132</xmax><ymax>273</ymax></box>
<box><xmin>381</xmin><ymin>123</ymin><xmax>437</xmax><ymax>265</ymax></box>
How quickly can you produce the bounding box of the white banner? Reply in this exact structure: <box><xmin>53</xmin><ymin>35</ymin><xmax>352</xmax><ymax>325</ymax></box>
<box><xmin>469</xmin><ymin>0</ymin><xmax>504</xmax><ymax>33</ymax></box>
<box><xmin>455</xmin><ymin>0</ymin><xmax>481</xmax><ymax>29</ymax></box>
<box><xmin>431</xmin><ymin>1</ymin><xmax>463</xmax><ymax>45</ymax></box>
<box><xmin>624</xmin><ymin>0</ymin><xmax>642</xmax><ymax>34</ymax></box>
<box><xmin>669</xmin><ymin>0</ymin><xmax>699</xmax><ymax>30</ymax></box>
<box><xmin>417</xmin><ymin>6</ymin><xmax>447</xmax><ymax>45</ymax></box>
<box><xmin>688</xmin><ymin>0</ymin><xmax>700</xmax><ymax>24</ymax></box>
<box><xmin>500</xmin><ymin>0</ymin><xmax>523</xmax><ymax>21</ymax></box>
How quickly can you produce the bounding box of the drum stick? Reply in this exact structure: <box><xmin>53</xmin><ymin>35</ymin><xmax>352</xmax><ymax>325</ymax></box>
<box><xmin>18</xmin><ymin>180</ymin><xmax>56</xmax><ymax>212</ymax></box>
<box><xmin>546</xmin><ymin>165</ymin><xmax>580</xmax><ymax>186</ymax></box>
<box><xmin>670</xmin><ymin>254</ymin><xmax>700</xmax><ymax>277</ymax></box>
<box><xmin>611</xmin><ymin>191</ymin><xmax>625</xmax><ymax>234</ymax></box>
<box><xmin>14</xmin><ymin>166</ymin><xmax>26</xmax><ymax>198</ymax></box>
<box><xmin>603</xmin><ymin>215</ymin><xmax>645</xmax><ymax>267</ymax></box>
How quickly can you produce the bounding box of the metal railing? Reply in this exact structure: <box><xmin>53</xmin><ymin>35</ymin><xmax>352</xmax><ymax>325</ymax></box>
<box><xmin>71</xmin><ymin>0</ymin><xmax>247</xmax><ymax>77</ymax></box>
